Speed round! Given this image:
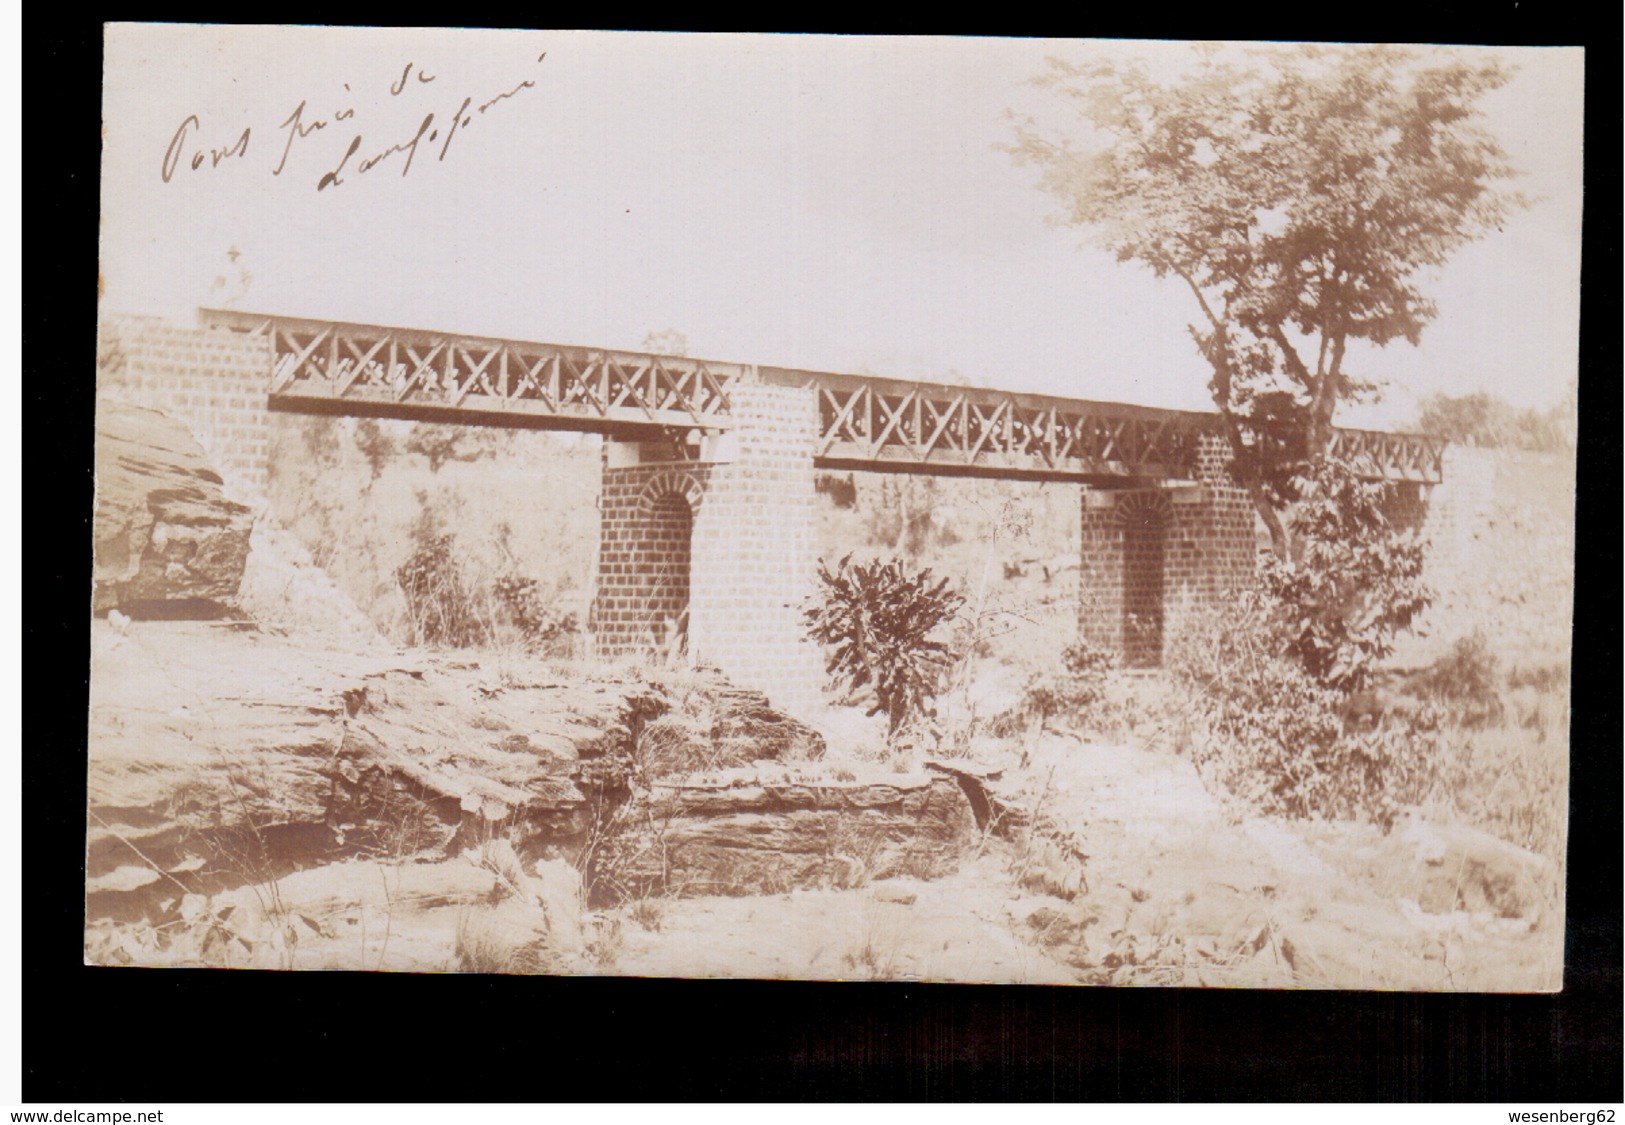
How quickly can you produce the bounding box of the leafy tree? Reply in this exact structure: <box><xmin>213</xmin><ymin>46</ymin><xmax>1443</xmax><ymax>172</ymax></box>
<box><xmin>1010</xmin><ymin>44</ymin><xmax>1524</xmax><ymax>556</ymax></box>
<box><xmin>804</xmin><ymin>555</ymin><xmax>966</xmax><ymax>738</ymax></box>
<box><xmin>1414</xmin><ymin>387</ymin><xmax>1576</xmax><ymax>452</ymax></box>
<box><xmin>641</xmin><ymin>328</ymin><xmax>690</xmax><ymax>357</ymax></box>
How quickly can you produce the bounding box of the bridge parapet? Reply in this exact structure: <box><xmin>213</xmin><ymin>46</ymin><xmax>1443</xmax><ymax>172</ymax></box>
<box><xmin>1325</xmin><ymin>426</ymin><xmax>1447</xmax><ymax>484</ymax></box>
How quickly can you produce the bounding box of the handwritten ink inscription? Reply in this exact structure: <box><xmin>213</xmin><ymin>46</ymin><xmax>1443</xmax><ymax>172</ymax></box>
<box><xmin>160</xmin><ymin>53</ymin><xmax>546</xmax><ymax>191</ymax></box>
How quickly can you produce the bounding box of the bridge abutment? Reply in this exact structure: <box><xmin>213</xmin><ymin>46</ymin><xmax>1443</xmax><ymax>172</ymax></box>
<box><xmin>97</xmin><ymin>318</ymin><xmax>274</xmax><ymax>504</ymax></box>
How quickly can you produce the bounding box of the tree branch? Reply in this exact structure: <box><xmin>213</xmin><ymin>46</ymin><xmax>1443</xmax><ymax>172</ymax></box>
<box><xmin>1265</xmin><ymin>323</ymin><xmax>1313</xmax><ymax>391</ymax></box>
<box><xmin>1169</xmin><ymin>264</ymin><xmax>1227</xmax><ymax>334</ymax></box>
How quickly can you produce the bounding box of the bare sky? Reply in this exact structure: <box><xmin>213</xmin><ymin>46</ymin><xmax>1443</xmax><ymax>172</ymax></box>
<box><xmin>99</xmin><ymin>28</ymin><xmax>1584</xmax><ymax>429</ymax></box>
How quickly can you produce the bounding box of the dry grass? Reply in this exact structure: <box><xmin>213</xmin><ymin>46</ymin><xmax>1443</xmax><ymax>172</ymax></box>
<box><xmin>1421</xmin><ymin>685</ymin><xmax>1570</xmax><ymax>862</ymax></box>
<box><xmin>626</xmin><ymin>894</ymin><xmax>667</xmax><ymax>932</ymax></box>
<box><xmin>837</xmin><ymin>903</ymin><xmax>903</xmax><ymax>981</ymax></box>
<box><xmin>453</xmin><ymin>908</ymin><xmax>557</xmax><ymax>974</ymax></box>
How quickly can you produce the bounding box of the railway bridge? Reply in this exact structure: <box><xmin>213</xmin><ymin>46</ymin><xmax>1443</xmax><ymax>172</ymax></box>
<box><xmin>100</xmin><ymin>309</ymin><xmax>1447</xmax><ymax>710</ymax></box>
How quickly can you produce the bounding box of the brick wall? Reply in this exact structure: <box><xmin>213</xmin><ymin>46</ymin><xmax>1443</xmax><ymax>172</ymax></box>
<box><xmin>1120</xmin><ymin>492</ymin><xmax>1169</xmax><ymax>667</ymax></box>
<box><xmin>594</xmin><ymin>460</ymin><xmax>709</xmax><ymax>656</ymax></box>
<box><xmin>591</xmin><ymin>383</ymin><xmax>825</xmax><ymax>713</ymax></box>
<box><xmin>1381</xmin><ymin>480</ymin><xmax>1429</xmax><ymax>532</ymax></box>
<box><xmin>688</xmin><ymin>382</ymin><xmax>825</xmax><ymax>715</ymax></box>
<box><xmin>1417</xmin><ymin>446</ymin><xmax>1497</xmax><ymax>586</ymax></box>
<box><xmin>98</xmin><ymin>316</ymin><xmax>273</xmax><ymax>503</ymax></box>
<box><xmin>1079</xmin><ymin>432</ymin><xmax>1255</xmax><ymax>666</ymax></box>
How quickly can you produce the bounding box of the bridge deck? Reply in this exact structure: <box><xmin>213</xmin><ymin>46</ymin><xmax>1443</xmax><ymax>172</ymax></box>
<box><xmin>202</xmin><ymin>309</ymin><xmax>1445</xmax><ymax>484</ymax></box>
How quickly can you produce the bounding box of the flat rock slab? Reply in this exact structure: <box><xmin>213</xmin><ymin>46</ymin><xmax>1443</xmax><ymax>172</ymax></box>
<box><xmin>85</xmin><ymin>622</ymin><xmax>811</xmax><ymax>918</ymax></box>
<box><xmin>1012</xmin><ymin>732</ymin><xmax>1564</xmax><ymax>991</ymax></box>
<box><xmin>606</xmin><ymin>772</ymin><xmax>978</xmax><ymax>900</ymax></box>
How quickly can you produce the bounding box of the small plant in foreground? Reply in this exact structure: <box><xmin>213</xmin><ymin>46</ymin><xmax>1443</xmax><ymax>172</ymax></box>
<box><xmin>1017</xmin><ymin>639</ymin><xmax>1114</xmax><ymax>736</ymax></box>
<box><xmin>1409</xmin><ymin>630</ymin><xmax>1504</xmax><ymax>728</ymax></box>
<box><xmin>804</xmin><ymin>554</ymin><xmax>966</xmax><ymax>739</ymax></box>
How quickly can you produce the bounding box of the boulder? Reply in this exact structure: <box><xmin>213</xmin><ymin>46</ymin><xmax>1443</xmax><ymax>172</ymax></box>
<box><xmin>92</xmin><ymin>399</ymin><xmax>252</xmax><ymax>616</ymax></box>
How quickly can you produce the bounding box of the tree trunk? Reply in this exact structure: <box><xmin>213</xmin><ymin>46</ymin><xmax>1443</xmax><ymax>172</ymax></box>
<box><xmin>1213</xmin><ymin>392</ymin><xmax>1293</xmax><ymax>559</ymax></box>
<box><xmin>1252</xmin><ymin>487</ymin><xmax>1291</xmax><ymax>560</ymax></box>
<box><xmin>1307</xmin><ymin>336</ymin><xmax>1347</xmax><ymax>461</ymax></box>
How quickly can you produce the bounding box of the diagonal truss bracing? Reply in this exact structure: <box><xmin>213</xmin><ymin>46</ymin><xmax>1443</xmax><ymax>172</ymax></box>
<box><xmin>200</xmin><ymin>309</ymin><xmax>1445</xmax><ymax>483</ymax></box>
<box><xmin>768</xmin><ymin>367</ymin><xmax>1217</xmax><ymax>483</ymax></box>
<box><xmin>204</xmin><ymin>308</ymin><xmax>738</xmax><ymax>436</ymax></box>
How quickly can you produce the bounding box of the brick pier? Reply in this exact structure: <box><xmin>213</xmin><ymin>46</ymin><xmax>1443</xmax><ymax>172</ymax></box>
<box><xmin>597</xmin><ymin>381</ymin><xmax>825</xmax><ymax>713</ymax></box>
<box><xmin>97</xmin><ymin>317</ymin><xmax>273</xmax><ymax>503</ymax></box>
<box><xmin>1077</xmin><ymin>434</ymin><xmax>1256</xmax><ymax>666</ymax></box>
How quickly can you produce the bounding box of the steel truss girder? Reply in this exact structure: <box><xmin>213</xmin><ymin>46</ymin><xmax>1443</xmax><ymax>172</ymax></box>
<box><xmin>802</xmin><ymin>374</ymin><xmax>1209</xmax><ymax>481</ymax></box>
<box><xmin>206</xmin><ymin>309</ymin><xmax>738</xmax><ymax>436</ymax></box>
<box><xmin>201</xmin><ymin>309</ymin><xmax>1445</xmax><ymax>483</ymax></box>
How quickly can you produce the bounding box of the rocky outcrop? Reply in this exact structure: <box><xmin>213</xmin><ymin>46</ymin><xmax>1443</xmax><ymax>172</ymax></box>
<box><xmin>84</xmin><ymin>623</ymin><xmax>838</xmax><ymax>925</ymax></box>
<box><xmin>92</xmin><ymin>398</ymin><xmax>252</xmax><ymax>616</ymax></box>
<box><xmin>601</xmin><ymin>769</ymin><xmax>978</xmax><ymax>902</ymax></box>
<box><xmin>88</xmin><ymin>624</ymin><xmax>612</xmax><ymax>909</ymax></box>
<box><xmin>1396</xmin><ymin>818</ymin><xmax>1560</xmax><ymax>920</ymax></box>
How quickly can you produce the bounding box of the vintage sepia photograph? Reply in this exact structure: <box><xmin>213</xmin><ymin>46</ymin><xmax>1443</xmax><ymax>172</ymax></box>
<box><xmin>88</xmin><ymin>26</ymin><xmax>1582</xmax><ymax>990</ymax></box>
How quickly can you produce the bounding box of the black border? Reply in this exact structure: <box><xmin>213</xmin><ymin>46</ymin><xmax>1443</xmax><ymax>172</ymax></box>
<box><xmin>30</xmin><ymin>9</ymin><xmax>1621</xmax><ymax>1103</ymax></box>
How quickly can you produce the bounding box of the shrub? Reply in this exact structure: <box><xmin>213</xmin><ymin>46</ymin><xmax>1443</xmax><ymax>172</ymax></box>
<box><xmin>396</xmin><ymin>534</ymin><xmax>486</xmax><ymax>647</ymax></box>
<box><xmin>1410</xmin><ymin>630</ymin><xmax>1504</xmax><ymax>727</ymax></box>
<box><xmin>804</xmin><ymin>554</ymin><xmax>966</xmax><ymax>738</ymax></box>
<box><xmin>396</xmin><ymin>537</ymin><xmax>580</xmax><ymax>651</ymax></box>
<box><xmin>1019</xmin><ymin>640</ymin><xmax>1114</xmax><ymax>734</ymax></box>
<box><xmin>1260</xmin><ymin>459</ymin><xmax>1431</xmax><ymax>692</ymax></box>
<box><xmin>1191</xmin><ymin>647</ymin><xmax>1433</xmax><ymax>826</ymax></box>
<box><xmin>1167</xmin><ymin>599</ymin><xmax>1439</xmax><ymax>828</ymax></box>
<box><xmin>1506</xmin><ymin>660</ymin><xmax>1569</xmax><ymax>694</ymax></box>
<box><xmin>491</xmin><ymin>574</ymin><xmax>580</xmax><ymax>649</ymax></box>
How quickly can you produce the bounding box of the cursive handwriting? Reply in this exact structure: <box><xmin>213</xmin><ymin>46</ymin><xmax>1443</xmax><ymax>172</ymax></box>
<box><xmin>159</xmin><ymin>52</ymin><xmax>547</xmax><ymax>191</ymax></box>
<box><xmin>478</xmin><ymin>75</ymin><xmax>535</xmax><ymax>114</ymax></box>
<box><xmin>389</xmin><ymin>62</ymin><xmax>435</xmax><ymax>96</ymax></box>
<box><xmin>161</xmin><ymin>115</ymin><xmax>252</xmax><ymax>182</ymax></box>
<box><xmin>272</xmin><ymin>99</ymin><xmax>341</xmax><ymax>176</ymax></box>
<box><xmin>354</xmin><ymin>113</ymin><xmax>435</xmax><ymax>180</ymax></box>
